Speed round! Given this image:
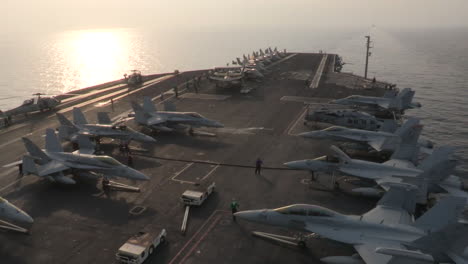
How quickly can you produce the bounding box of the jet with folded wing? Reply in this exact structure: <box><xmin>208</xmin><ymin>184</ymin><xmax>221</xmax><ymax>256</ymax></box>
<box><xmin>235</xmin><ymin>185</ymin><xmax>466</xmax><ymax>264</ymax></box>
<box><xmin>21</xmin><ymin>128</ymin><xmax>149</xmax><ymax>184</ymax></box>
<box><xmin>330</xmin><ymin>88</ymin><xmax>421</xmax><ymax>114</ymax></box>
<box><xmin>285</xmin><ymin>123</ymin><xmax>465</xmax><ymax>204</ymax></box>
<box><xmin>56</xmin><ymin>107</ymin><xmax>156</xmax><ymax>146</ymax></box>
<box><xmin>305</xmin><ymin>107</ymin><xmax>399</xmax><ymax>132</ymax></box>
<box><xmin>299</xmin><ymin>118</ymin><xmax>433</xmax><ymax>156</ymax></box>
<box><xmin>130</xmin><ymin>97</ymin><xmax>223</xmax><ymax>133</ymax></box>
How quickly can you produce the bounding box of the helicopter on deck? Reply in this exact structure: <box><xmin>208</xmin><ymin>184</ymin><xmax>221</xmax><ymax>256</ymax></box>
<box><xmin>0</xmin><ymin>93</ymin><xmax>61</xmax><ymax>121</ymax></box>
<box><xmin>124</xmin><ymin>70</ymin><xmax>143</xmax><ymax>87</ymax></box>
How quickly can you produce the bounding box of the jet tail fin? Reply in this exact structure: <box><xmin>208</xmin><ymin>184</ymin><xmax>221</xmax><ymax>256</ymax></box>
<box><xmin>395</xmin><ymin>88</ymin><xmax>414</xmax><ymax>110</ymax></box>
<box><xmin>164</xmin><ymin>101</ymin><xmax>176</xmax><ymax>112</ymax></box>
<box><xmin>330</xmin><ymin>145</ymin><xmax>351</xmax><ymax>165</ymax></box>
<box><xmin>413</xmin><ymin>196</ymin><xmax>465</xmax><ymax>233</ymax></box>
<box><xmin>378</xmin><ymin>183</ymin><xmax>417</xmax><ymax>214</ymax></box>
<box><xmin>410</xmin><ymin>222</ymin><xmax>466</xmax><ymax>253</ymax></box>
<box><xmin>131</xmin><ymin>101</ymin><xmax>148</xmax><ymax>124</ymax></box>
<box><xmin>143</xmin><ymin>96</ymin><xmax>156</xmax><ymax>113</ymax></box>
<box><xmin>45</xmin><ymin>128</ymin><xmax>63</xmax><ymax>153</ymax></box>
<box><xmin>97</xmin><ymin>112</ymin><xmax>112</xmax><ymax>124</ymax></box>
<box><xmin>390</xmin><ymin>119</ymin><xmax>422</xmax><ymax>162</ymax></box>
<box><xmin>75</xmin><ymin>135</ymin><xmax>95</xmax><ymax>155</ymax></box>
<box><xmin>417</xmin><ymin>146</ymin><xmax>457</xmax><ymax>182</ymax></box>
<box><xmin>56</xmin><ymin>113</ymin><xmax>76</xmax><ymax>128</ymax></box>
<box><xmin>72</xmin><ymin>107</ymin><xmax>88</xmax><ymax>125</ymax></box>
<box><xmin>378</xmin><ymin>119</ymin><xmax>398</xmax><ymax>133</ymax></box>
<box><xmin>22</xmin><ymin>155</ymin><xmax>38</xmax><ymax>175</ymax></box>
<box><xmin>22</xmin><ymin>137</ymin><xmax>49</xmax><ymax>163</ymax></box>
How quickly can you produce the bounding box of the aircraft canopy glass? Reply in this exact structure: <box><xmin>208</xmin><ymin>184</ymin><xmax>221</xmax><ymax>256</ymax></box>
<box><xmin>96</xmin><ymin>156</ymin><xmax>121</xmax><ymax>166</ymax></box>
<box><xmin>22</xmin><ymin>99</ymin><xmax>34</xmax><ymax>106</ymax></box>
<box><xmin>323</xmin><ymin>126</ymin><xmax>345</xmax><ymax>132</ymax></box>
<box><xmin>274</xmin><ymin>204</ymin><xmax>336</xmax><ymax>217</ymax></box>
<box><xmin>186</xmin><ymin>113</ymin><xmax>203</xmax><ymax>118</ymax></box>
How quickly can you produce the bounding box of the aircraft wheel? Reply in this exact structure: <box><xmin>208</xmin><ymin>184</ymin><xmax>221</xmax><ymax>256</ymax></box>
<box><xmin>298</xmin><ymin>241</ymin><xmax>306</xmax><ymax>248</ymax></box>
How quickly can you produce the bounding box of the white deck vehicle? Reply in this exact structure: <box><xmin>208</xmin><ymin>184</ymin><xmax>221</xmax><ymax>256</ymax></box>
<box><xmin>181</xmin><ymin>182</ymin><xmax>216</xmax><ymax>206</ymax></box>
<box><xmin>115</xmin><ymin>229</ymin><xmax>166</xmax><ymax>264</ymax></box>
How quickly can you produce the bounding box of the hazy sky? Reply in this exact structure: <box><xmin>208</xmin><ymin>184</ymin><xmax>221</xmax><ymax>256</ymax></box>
<box><xmin>3</xmin><ymin>0</ymin><xmax>468</xmax><ymax>33</ymax></box>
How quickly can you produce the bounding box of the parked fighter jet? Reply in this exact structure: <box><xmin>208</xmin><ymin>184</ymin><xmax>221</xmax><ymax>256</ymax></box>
<box><xmin>235</xmin><ymin>185</ymin><xmax>466</xmax><ymax>264</ymax></box>
<box><xmin>330</xmin><ymin>88</ymin><xmax>421</xmax><ymax>114</ymax></box>
<box><xmin>130</xmin><ymin>97</ymin><xmax>223</xmax><ymax>133</ymax></box>
<box><xmin>21</xmin><ymin>129</ymin><xmax>149</xmax><ymax>184</ymax></box>
<box><xmin>56</xmin><ymin>108</ymin><xmax>156</xmax><ymax>146</ymax></box>
<box><xmin>299</xmin><ymin>118</ymin><xmax>433</xmax><ymax>155</ymax></box>
<box><xmin>0</xmin><ymin>93</ymin><xmax>61</xmax><ymax>119</ymax></box>
<box><xmin>285</xmin><ymin>143</ymin><xmax>463</xmax><ymax>204</ymax></box>
<box><xmin>305</xmin><ymin>108</ymin><xmax>398</xmax><ymax>132</ymax></box>
<box><xmin>0</xmin><ymin>197</ymin><xmax>33</xmax><ymax>226</ymax></box>
<box><xmin>285</xmin><ymin>122</ymin><xmax>427</xmax><ymax>200</ymax></box>
<box><xmin>209</xmin><ymin>66</ymin><xmax>245</xmax><ymax>88</ymax></box>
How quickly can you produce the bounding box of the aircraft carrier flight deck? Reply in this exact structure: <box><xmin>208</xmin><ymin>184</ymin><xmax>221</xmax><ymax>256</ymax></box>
<box><xmin>0</xmin><ymin>52</ymin><xmax>392</xmax><ymax>263</ymax></box>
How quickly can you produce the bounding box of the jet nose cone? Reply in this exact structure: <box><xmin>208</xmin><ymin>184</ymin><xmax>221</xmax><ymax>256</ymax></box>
<box><xmin>19</xmin><ymin>212</ymin><xmax>34</xmax><ymax>225</ymax></box>
<box><xmin>234</xmin><ymin>210</ymin><xmax>265</xmax><ymax>222</ymax></box>
<box><xmin>298</xmin><ymin>131</ymin><xmax>322</xmax><ymax>138</ymax></box>
<box><xmin>284</xmin><ymin>160</ymin><xmax>308</xmax><ymax>170</ymax></box>
<box><xmin>210</xmin><ymin>121</ymin><xmax>224</xmax><ymax>128</ymax></box>
<box><xmin>143</xmin><ymin>135</ymin><xmax>157</xmax><ymax>143</ymax></box>
<box><xmin>126</xmin><ymin>168</ymin><xmax>150</xmax><ymax>181</ymax></box>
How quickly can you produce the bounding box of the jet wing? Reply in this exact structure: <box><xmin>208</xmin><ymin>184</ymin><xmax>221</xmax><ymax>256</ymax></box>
<box><xmin>376</xmin><ymin>101</ymin><xmax>391</xmax><ymax>109</ymax></box>
<box><xmin>355</xmin><ymin>243</ymin><xmax>429</xmax><ymax>264</ymax></box>
<box><xmin>339</xmin><ymin>168</ymin><xmax>394</xmax><ymax>180</ymax></box>
<box><xmin>367</xmin><ymin>137</ymin><xmax>388</xmax><ymax>151</ymax></box>
<box><xmin>362</xmin><ymin>184</ymin><xmax>416</xmax><ymax>225</ymax></box>
<box><xmin>38</xmin><ymin>160</ymin><xmax>69</xmax><ymax>176</ymax></box>
<box><xmin>383</xmin><ymin>159</ymin><xmax>417</xmax><ymax>170</ymax></box>
<box><xmin>438</xmin><ymin>183</ymin><xmax>468</xmax><ymax>199</ymax></box>
<box><xmin>2</xmin><ymin>160</ymin><xmax>23</xmax><ymax>168</ymax></box>
<box><xmin>147</xmin><ymin>115</ymin><xmax>167</xmax><ymax>126</ymax></box>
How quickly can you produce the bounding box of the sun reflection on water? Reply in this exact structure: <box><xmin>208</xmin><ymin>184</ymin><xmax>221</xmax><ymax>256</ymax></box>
<box><xmin>52</xmin><ymin>29</ymin><xmax>143</xmax><ymax>94</ymax></box>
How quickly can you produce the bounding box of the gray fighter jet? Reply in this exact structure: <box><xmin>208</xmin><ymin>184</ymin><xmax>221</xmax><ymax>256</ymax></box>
<box><xmin>285</xmin><ymin>138</ymin><xmax>463</xmax><ymax>204</ymax></box>
<box><xmin>21</xmin><ymin>129</ymin><xmax>149</xmax><ymax>184</ymax></box>
<box><xmin>330</xmin><ymin>88</ymin><xmax>421</xmax><ymax>113</ymax></box>
<box><xmin>0</xmin><ymin>197</ymin><xmax>34</xmax><ymax>226</ymax></box>
<box><xmin>305</xmin><ymin>108</ymin><xmax>398</xmax><ymax>132</ymax></box>
<box><xmin>0</xmin><ymin>93</ymin><xmax>61</xmax><ymax>119</ymax></box>
<box><xmin>130</xmin><ymin>97</ymin><xmax>223</xmax><ymax>133</ymax></box>
<box><xmin>235</xmin><ymin>185</ymin><xmax>466</xmax><ymax>264</ymax></box>
<box><xmin>56</xmin><ymin>108</ymin><xmax>156</xmax><ymax>146</ymax></box>
<box><xmin>300</xmin><ymin>118</ymin><xmax>433</xmax><ymax>155</ymax></box>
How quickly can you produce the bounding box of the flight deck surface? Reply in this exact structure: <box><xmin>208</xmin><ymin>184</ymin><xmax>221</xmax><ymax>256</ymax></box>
<box><xmin>0</xmin><ymin>53</ymin><xmax>387</xmax><ymax>263</ymax></box>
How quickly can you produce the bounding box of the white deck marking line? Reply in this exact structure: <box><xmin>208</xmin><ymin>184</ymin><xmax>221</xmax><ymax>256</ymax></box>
<box><xmin>265</xmin><ymin>53</ymin><xmax>297</xmax><ymax>68</ymax></box>
<box><xmin>0</xmin><ymin>167</ymin><xmax>18</xmax><ymax>178</ymax></box>
<box><xmin>0</xmin><ymin>76</ymin><xmax>174</xmax><ymax>151</ymax></box>
<box><xmin>200</xmin><ymin>164</ymin><xmax>219</xmax><ymax>181</ymax></box>
<box><xmin>171</xmin><ymin>162</ymin><xmax>195</xmax><ymax>184</ymax></box>
<box><xmin>59</xmin><ymin>75</ymin><xmax>174</xmax><ymax>113</ymax></box>
<box><xmin>168</xmin><ymin>210</ymin><xmax>229</xmax><ymax>264</ymax></box>
<box><xmin>0</xmin><ymin>178</ymin><xmax>22</xmax><ymax>194</ymax></box>
<box><xmin>283</xmin><ymin>107</ymin><xmax>307</xmax><ymax>136</ymax></box>
<box><xmin>0</xmin><ymin>132</ymin><xmax>33</xmax><ymax>150</ymax></box>
<box><xmin>309</xmin><ymin>54</ymin><xmax>328</xmax><ymax>88</ymax></box>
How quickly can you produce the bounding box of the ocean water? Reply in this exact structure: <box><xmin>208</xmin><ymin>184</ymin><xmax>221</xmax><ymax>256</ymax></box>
<box><xmin>1</xmin><ymin>27</ymin><xmax>467</xmax><ymax>174</ymax></box>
